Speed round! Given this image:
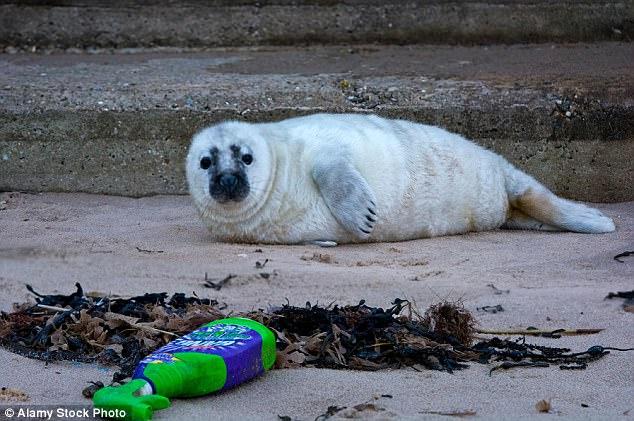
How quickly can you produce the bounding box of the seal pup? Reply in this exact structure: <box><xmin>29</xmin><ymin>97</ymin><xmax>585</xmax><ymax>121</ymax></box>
<box><xmin>186</xmin><ymin>113</ymin><xmax>615</xmax><ymax>244</ymax></box>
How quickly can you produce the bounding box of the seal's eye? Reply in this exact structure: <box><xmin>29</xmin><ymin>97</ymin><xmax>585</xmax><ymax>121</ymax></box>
<box><xmin>242</xmin><ymin>154</ymin><xmax>253</xmax><ymax>165</ymax></box>
<box><xmin>200</xmin><ymin>157</ymin><xmax>212</xmax><ymax>170</ymax></box>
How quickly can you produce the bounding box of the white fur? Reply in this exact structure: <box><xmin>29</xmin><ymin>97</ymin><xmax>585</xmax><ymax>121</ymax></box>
<box><xmin>186</xmin><ymin>113</ymin><xmax>615</xmax><ymax>244</ymax></box>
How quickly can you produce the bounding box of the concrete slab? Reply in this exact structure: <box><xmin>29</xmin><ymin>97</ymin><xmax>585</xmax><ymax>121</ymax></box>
<box><xmin>0</xmin><ymin>43</ymin><xmax>633</xmax><ymax>200</ymax></box>
<box><xmin>0</xmin><ymin>192</ymin><xmax>632</xmax><ymax>419</ymax></box>
<box><xmin>0</xmin><ymin>0</ymin><xmax>632</xmax><ymax>49</ymax></box>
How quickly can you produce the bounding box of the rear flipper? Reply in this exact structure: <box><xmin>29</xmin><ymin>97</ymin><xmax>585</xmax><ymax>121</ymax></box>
<box><xmin>502</xmin><ymin>209</ymin><xmax>560</xmax><ymax>231</ymax></box>
<box><xmin>503</xmin><ymin>162</ymin><xmax>615</xmax><ymax>234</ymax></box>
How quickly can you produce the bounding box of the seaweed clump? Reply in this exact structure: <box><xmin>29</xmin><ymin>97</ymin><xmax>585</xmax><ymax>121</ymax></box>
<box><xmin>250</xmin><ymin>299</ymin><xmax>631</xmax><ymax>374</ymax></box>
<box><xmin>252</xmin><ymin>298</ymin><xmax>477</xmax><ymax>372</ymax></box>
<box><xmin>0</xmin><ymin>283</ymin><xmax>224</xmax><ymax>380</ymax></box>
<box><xmin>1</xmin><ymin>285</ymin><xmax>631</xmax><ymax>383</ymax></box>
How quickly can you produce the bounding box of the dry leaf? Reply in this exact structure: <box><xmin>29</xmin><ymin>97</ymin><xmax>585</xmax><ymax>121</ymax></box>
<box><xmin>303</xmin><ymin>332</ymin><xmax>327</xmax><ymax>353</ymax></box>
<box><xmin>68</xmin><ymin>309</ymin><xmax>107</xmax><ymax>342</ymax></box>
<box><xmin>398</xmin><ymin>333</ymin><xmax>436</xmax><ymax>350</ymax></box>
<box><xmin>103</xmin><ymin>311</ymin><xmax>139</xmax><ymax>326</ymax></box>
<box><xmin>349</xmin><ymin>356</ymin><xmax>383</xmax><ymax>370</ymax></box>
<box><xmin>270</xmin><ymin>327</ymin><xmax>291</xmax><ymax>345</ymax></box>
<box><xmin>141</xmin><ymin>336</ymin><xmax>158</xmax><ymax>348</ymax></box>
<box><xmin>276</xmin><ymin>343</ymin><xmax>306</xmax><ymax>368</ymax></box>
<box><xmin>536</xmin><ymin>399</ymin><xmax>551</xmax><ymax>413</ymax></box>
<box><xmin>49</xmin><ymin>329</ymin><xmax>68</xmax><ymax>351</ymax></box>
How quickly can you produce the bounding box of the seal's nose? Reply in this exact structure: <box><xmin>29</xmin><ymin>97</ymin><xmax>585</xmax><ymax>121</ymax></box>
<box><xmin>219</xmin><ymin>173</ymin><xmax>238</xmax><ymax>189</ymax></box>
<box><xmin>210</xmin><ymin>171</ymin><xmax>249</xmax><ymax>202</ymax></box>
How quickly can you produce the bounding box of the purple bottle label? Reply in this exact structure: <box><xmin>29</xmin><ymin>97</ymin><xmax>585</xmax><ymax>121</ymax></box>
<box><xmin>133</xmin><ymin>323</ymin><xmax>264</xmax><ymax>391</ymax></box>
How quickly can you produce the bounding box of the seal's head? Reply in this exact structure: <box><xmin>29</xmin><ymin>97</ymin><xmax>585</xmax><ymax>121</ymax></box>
<box><xmin>186</xmin><ymin>122</ymin><xmax>274</xmax><ymax>221</ymax></box>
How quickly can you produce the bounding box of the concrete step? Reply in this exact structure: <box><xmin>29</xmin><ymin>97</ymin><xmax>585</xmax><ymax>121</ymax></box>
<box><xmin>0</xmin><ymin>43</ymin><xmax>633</xmax><ymax>201</ymax></box>
<box><xmin>0</xmin><ymin>1</ymin><xmax>632</xmax><ymax>49</ymax></box>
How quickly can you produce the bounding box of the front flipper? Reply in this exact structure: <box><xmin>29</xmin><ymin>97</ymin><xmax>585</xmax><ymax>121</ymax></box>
<box><xmin>312</xmin><ymin>157</ymin><xmax>378</xmax><ymax>240</ymax></box>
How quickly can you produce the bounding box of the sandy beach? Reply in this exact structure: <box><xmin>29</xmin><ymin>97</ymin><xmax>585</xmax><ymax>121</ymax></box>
<box><xmin>0</xmin><ymin>192</ymin><xmax>632</xmax><ymax>420</ymax></box>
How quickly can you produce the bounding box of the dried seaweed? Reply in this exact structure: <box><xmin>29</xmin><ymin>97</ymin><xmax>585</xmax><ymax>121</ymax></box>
<box><xmin>613</xmin><ymin>251</ymin><xmax>634</xmax><ymax>263</ymax></box>
<box><xmin>422</xmin><ymin>301</ymin><xmax>476</xmax><ymax>346</ymax></box>
<box><xmin>255</xmin><ymin>259</ymin><xmax>269</xmax><ymax>269</ymax></box>
<box><xmin>81</xmin><ymin>381</ymin><xmax>104</xmax><ymax>399</ymax></box>
<box><xmin>473</xmin><ymin>338</ymin><xmax>633</xmax><ymax>375</ymax></box>
<box><xmin>255</xmin><ymin>298</ymin><xmax>477</xmax><ymax>372</ymax></box>
<box><xmin>135</xmin><ymin>247</ymin><xmax>164</xmax><ymax>254</ymax></box>
<box><xmin>476</xmin><ymin>327</ymin><xmax>603</xmax><ymax>338</ymax></box>
<box><xmin>477</xmin><ymin>305</ymin><xmax>504</xmax><ymax>314</ymax></box>
<box><xmin>314</xmin><ymin>395</ymin><xmax>392</xmax><ymax>420</ymax></box>
<box><xmin>1</xmin><ymin>285</ymin><xmax>632</xmax><ymax>388</ymax></box>
<box><xmin>203</xmin><ymin>273</ymin><xmax>236</xmax><ymax>290</ymax></box>
<box><xmin>249</xmin><ymin>299</ymin><xmax>630</xmax><ymax>374</ymax></box>
<box><xmin>486</xmin><ymin>284</ymin><xmax>510</xmax><ymax>295</ymax></box>
<box><xmin>605</xmin><ymin>290</ymin><xmax>634</xmax><ymax>312</ymax></box>
<box><xmin>26</xmin><ymin>282</ymin><xmax>86</xmax><ymax>308</ymax></box>
<box><xmin>0</xmin><ymin>284</ymin><xmax>223</xmax><ymax>381</ymax></box>
<box><xmin>606</xmin><ymin>290</ymin><xmax>634</xmax><ymax>300</ymax></box>
<box><xmin>419</xmin><ymin>410</ymin><xmax>476</xmax><ymax>417</ymax></box>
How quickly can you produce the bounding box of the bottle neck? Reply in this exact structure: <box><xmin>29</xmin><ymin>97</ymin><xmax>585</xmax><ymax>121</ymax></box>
<box><xmin>137</xmin><ymin>380</ymin><xmax>153</xmax><ymax>396</ymax></box>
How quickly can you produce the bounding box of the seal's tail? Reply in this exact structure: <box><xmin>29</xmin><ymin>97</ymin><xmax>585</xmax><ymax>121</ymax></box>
<box><xmin>501</xmin><ymin>161</ymin><xmax>615</xmax><ymax>233</ymax></box>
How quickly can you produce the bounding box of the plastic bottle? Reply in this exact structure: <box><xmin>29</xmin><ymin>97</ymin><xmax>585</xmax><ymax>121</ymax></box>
<box><xmin>93</xmin><ymin>317</ymin><xmax>276</xmax><ymax>420</ymax></box>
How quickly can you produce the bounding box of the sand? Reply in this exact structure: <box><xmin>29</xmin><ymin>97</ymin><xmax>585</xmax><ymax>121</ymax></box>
<box><xmin>0</xmin><ymin>192</ymin><xmax>632</xmax><ymax>420</ymax></box>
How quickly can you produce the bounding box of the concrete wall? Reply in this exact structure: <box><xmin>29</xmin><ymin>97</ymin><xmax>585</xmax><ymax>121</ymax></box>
<box><xmin>1</xmin><ymin>1</ymin><xmax>632</xmax><ymax>48</ymax></box>
<box><xmin>1</xmin><ymin>44</ymin><xmax>632</xmax><ymax>201</ymax></box>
